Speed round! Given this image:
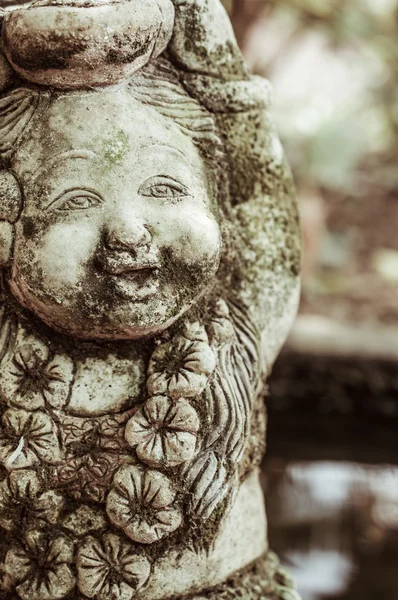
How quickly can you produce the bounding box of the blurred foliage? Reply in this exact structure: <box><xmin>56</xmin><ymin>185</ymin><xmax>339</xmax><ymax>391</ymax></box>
<box><xmin>224</xmin><ymin>0</ymin><xmax>398</xmax><ymax>194</ymax></box>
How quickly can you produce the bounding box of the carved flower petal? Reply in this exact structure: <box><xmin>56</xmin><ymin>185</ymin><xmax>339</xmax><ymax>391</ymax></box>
<box><xmin>2</xmin><ymin>407</ymin><xmax>31</xmax><ymax>436</ymax></box>
<box><xmin>9</xmin><ymin>469</ymin><xmax>41</xmax><ymax>498</ymax></box>
<box><xmin>146</xmin><ymin>371</ymin><xmax>169</xmax><ymax>395</ymax></box>
<box><xmin>183</xmin><ymin>342</ymin><xmax>216</xmax><ymax>376</ymax></box>
<box><xmin>47</xmin><ymin>535</ymin><xmax>75</xmax><ymax>565</ymax></box>
<box><xmin>106</xmin><ymin>488</ymin><xmax>133</xmax><ymax>532</ymax></box>
<box><xmin>127</xmin><ymin>507</ymin><xmax>182</xmax><ymax>544</ymax></box>
<box><xmin>9</xmin><ymin>390</ymin><xmax>45</xmax><ymax>411</ymax></box>
<box><xmin>122</xmin><ymin>554</ymin><xmax>151</xmax><ymax>589</ymax></box>
<box><xmin>144</xmin><ymin>395</ymin><xmax>169</xmax><ymax>423</ymax></box>
<box><xmin>125</xmin><ymin>395</ymin><xmax>170</xmax><ymax>448</ymax></box>
<box><xmin>141</xmin><ymin>469</ymin><xmax>176</xmax><ymax>509</ymax></box>
<box><xmin>32</xmin><ymin>490</ymin><xmax>65</xmax><ymax>525</ymax></box>
<box><xmin>147</xmin><ymin>343</ymin><xmax>170</xmax><ymax>372</ymax></box>
<box><xmin>166</xmin><ymin>399</ymin><xmax>200</xmax><ymax>433</ymax></box>
<box><xmin>0</xmin><ymin>410</ymin><xmax>61</xmax><ymax>469</ymax></box>
<box><xmin>136</xmin><ymin>429</ymin><xmax>198</xmax><ymax>469</ymax></box>
<box><xmin>16</xmin><ymin>563</ymin><xmax>75</xmax><ymax>600</ymax></box>
<box><xmin>4</xmin><ymin>545</ymin><xmax>32</xmax><ymax>584</ymax></box>
<box><xmin>124</xmin><ymin>410</ymin><xmax>152</xmax><ymax>448</ymax></box>
<box><xmin>15</xmin><ymin>340</ymin><xmax>49</xmax><ymax>370</ymax></box>
<box><xmin>124</xmin><ymin>517</ymin><xmax>160</xmax><ymax>544</ymax></box>
<box><xmin>24</xmin><ymin>411</ymin><xmax>62</xmax><ymax>465</ymax></box>
<box><xmin>161</xmin><ymin>431</ymin><xmax>197</xmax><ymax>466</ymax></box>
<box><xmin>136</xmin><ymin>434</ymin><xmax>164</xmax><ymax>467</ymax></box>
<box><xmin>0</xmin><ymin>478</ymin><xmax>17</xmax><ymax>530</ymax></box>
<box><xmin>208</xmin><ymin>318</ymin><xmax>235</xmax><ymax>344</ymax></box>
<box><xmin>0</xmin><ymin>438</ymin><xmax>39</xmax><ymax>471</ymax></box>
<box><xmin>77</xmin><ymin>536</ymin><xmax>109</xmax><ymax>598</ymax></box>
<box><xmin>0</xmin><ymin>339</ymin><xmax>50</xmax><ymax>409</ymax></box>
<box><xmin>111</xmin><ymin>464</ymin><xmax>143</xmax><ymax>502</ymax></box>
<box><xmin>154</xmin><ymin>507</ymin><xmax>183</xmax><ymax>535</ymax></box>
<box><xmin>42</xmin><ymin>354</ymin><xmax>74</xmax><ymax>409</ymax></box>
<box><xmin>168</xmin><ymin>370</ymin><xmax>207</xmax><ymax>399</ymax></box>
<box><xmin>103</xmin><ymin>533</ymin><xmax>151</xmax><ymax>588</ymax></box>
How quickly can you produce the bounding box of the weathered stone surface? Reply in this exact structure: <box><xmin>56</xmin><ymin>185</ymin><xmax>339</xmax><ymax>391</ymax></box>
<box><xmin>184</xmin><ymin>552</ymin><xmax>301</xmax><ymax>600</ymax></box>
<box><xmin>0</xmin><ymin>0</ymin><xmax>301</xmax><ymax>598</ymax></box>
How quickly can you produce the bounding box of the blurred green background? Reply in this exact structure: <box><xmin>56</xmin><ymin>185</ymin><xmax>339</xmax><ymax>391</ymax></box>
<box><xmin>224</xmin><ymin>0</ymin><xmax>398</xmax><ymax>326</ymax></box>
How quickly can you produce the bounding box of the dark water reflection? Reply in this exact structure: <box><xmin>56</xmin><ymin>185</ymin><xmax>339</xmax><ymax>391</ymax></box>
<box><xmin>263</xmin><ymin>460</ymin><xmax>398</xmax><ymax>600</ymax></box>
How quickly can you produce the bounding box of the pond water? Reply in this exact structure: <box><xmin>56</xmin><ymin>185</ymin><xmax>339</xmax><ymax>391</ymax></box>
<box><xmin>263</xmin><ymin>460</ymin><xmax>398</xmax><ymax>600</ymax></box>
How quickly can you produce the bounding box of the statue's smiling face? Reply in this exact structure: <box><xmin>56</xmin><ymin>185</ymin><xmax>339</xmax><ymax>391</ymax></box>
<box><xmin>9</xmin><ymin>91</ymin><xmax>221</xmax><ymax>340</ymax></box>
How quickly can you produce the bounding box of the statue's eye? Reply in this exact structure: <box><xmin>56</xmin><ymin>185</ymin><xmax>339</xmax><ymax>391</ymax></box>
<box><xmin>48</xmin><ymin>190</ymin><xmax>103</xmax><ymax>212</ymax></box>
<box><xmin>139</xmin><ymin>177</ymin><xmax>189</xmax><ymax>202</ymax></box>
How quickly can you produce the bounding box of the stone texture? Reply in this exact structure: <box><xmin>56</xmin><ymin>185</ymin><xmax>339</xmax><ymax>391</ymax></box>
<box><xmin>0</xmin><ymin>0</ymin><xmax>301</xmax><ymax>598</ymax></box>
<box><xmin>184</xmin><ymin>552</ymin><xmax>301</xmax><ymax>600</ymax></box>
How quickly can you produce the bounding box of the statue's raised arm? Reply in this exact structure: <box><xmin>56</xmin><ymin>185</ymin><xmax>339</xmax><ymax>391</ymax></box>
<box><xmin>0</xmin><ymin>3</ymin><xmax>301</xmax><ymax>599</ymax></box>
<box><xmin>169</xmin><ymin>0</ymin><xmax>302</xmax><ymax>370</ymax></box>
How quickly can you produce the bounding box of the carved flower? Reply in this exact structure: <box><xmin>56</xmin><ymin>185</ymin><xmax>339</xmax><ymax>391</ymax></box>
<box><xmin>147</xmin><ymin>324</ymin><xmax>216</xmax><ymax>399</ymax></box>
<box><xmin>106</xmin><ymin>465</ymin><xmax>182</xmax><ymax>544</ymax></box>
<box><xmin>0</xmin><ymin>408</ymin><xmax>62</xmax><ymax>470</ymax></box>
<box><xmin>77</xmin><ymin>533</ymin><xmax>151</xmax><ymax>600</ymax></box>
<box><xmin>0</xmin><ymin>337</ymin><xmax>73</xmax><ymax>411</ymax></box>
<box><xmin>4</xmin><ymin>532</ymin><xmax>75</xmax><ymax>600</ymax></box>
<box><xmin>125</xmin><ymin>396</ymin><xmax>199</xmax><ymax>467</ymax></box>
<box><xmin>208</xmin><ymin>299</ymin><xmax>235</xmax><ymax>344</ymax></box>
<box><xmin>0</xmin><ymin>469</ymin><xmax>64</xmax><ymax>532</ymax></box>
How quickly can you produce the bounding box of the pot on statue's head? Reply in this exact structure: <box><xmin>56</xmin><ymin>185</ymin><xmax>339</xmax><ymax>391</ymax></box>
<box><xmin>2</xmin><ymin>0</ymin><xmax>175</xmax><ymax>88</ymax></box>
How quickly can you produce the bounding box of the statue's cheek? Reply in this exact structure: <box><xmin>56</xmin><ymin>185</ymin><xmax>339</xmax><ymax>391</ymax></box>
<box><xmin>13</xmin><ymin>221</ymin><xmax>100</xmax><ymax>292</ymax></box>
<box><xmin>163</xmin><ymin>211</ymin><xmax>221</xmax><ymax>270</ymax></box>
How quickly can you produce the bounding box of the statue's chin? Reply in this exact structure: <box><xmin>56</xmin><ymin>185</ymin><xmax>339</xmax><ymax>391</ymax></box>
<box><xmin>8</xmin><ymin>282</ymin><xmax>191</xmax><ymax>342</ymax></box>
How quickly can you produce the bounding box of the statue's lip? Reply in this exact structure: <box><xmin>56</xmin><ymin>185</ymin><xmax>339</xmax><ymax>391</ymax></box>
<box><xmin>106</xmin><ymin>264</ymin><xmax>160</xmax><ymax>277</ymax></box>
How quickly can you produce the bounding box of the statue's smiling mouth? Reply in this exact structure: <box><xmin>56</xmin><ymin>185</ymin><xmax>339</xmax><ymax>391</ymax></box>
<box><xmin>104</xmin><ymin>265</ymin><xmax>161</xmax><ymax>300</ymax></box>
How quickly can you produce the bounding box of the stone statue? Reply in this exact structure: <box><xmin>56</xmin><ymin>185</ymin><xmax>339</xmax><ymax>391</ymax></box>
<box><xmin>0</xmin><ymin>1</ymin><xmax>302</xmax><ymax>598</ymax></box>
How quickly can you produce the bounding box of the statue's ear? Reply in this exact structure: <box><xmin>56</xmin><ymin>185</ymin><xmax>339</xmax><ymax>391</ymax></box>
<box><xmin>0</xmin><ymin>170</ymin><xmax>23</xmax><ymax>267</ymax></box>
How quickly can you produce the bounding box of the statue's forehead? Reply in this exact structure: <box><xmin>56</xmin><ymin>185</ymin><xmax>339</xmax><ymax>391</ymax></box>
<box><xmin>13</xmin><ymin>89</ymin><xmax>203</xmax><ymax>177</ymax></box>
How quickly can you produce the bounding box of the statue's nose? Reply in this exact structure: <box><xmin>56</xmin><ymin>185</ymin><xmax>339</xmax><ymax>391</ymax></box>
<box><xmin>105</xmin><ymin>222</ymin><xmax>152</xmax><ymax>251</ymax></box>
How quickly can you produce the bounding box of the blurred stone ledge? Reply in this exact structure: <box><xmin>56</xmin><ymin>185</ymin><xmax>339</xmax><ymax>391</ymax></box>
<box><xmin>266</xmin><ymin>314</ymin><xmax>398</xmax><ymax>465</ymax></box>
<box><xmin>288</xmin><ymin>315</ymin><xmax>398</xmax><ymax>363</ymax></box>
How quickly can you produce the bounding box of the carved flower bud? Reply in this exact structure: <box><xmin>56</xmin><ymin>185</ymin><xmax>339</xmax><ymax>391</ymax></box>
<box><xmin>2</xmin><ymin>0</ymin><xmax>175</xmax><ymax>89</ymax></box>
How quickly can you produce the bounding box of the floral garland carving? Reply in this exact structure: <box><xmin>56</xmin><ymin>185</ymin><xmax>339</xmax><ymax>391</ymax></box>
<box><xmin>0</xmin><ymin>310</ymin><xmax>238</xmax><ymax>599</ymax></box>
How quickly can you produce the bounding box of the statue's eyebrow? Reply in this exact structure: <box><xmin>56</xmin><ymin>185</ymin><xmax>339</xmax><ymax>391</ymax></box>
<box><xmin>31</xmin><ymin>149</ymin><xmax>97</xmax><ymax>184</ymax></box>
<box><xmin>142</xmin><ymin>143</ymin><xmax>194</xmax><ymax>167</ymax></box>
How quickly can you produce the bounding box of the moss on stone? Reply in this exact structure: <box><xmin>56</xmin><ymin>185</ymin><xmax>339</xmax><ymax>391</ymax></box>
<box><xmin>101</xmin><ymin>129</ymin><xmax>130</xmax><ymax>169</ymax></box>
